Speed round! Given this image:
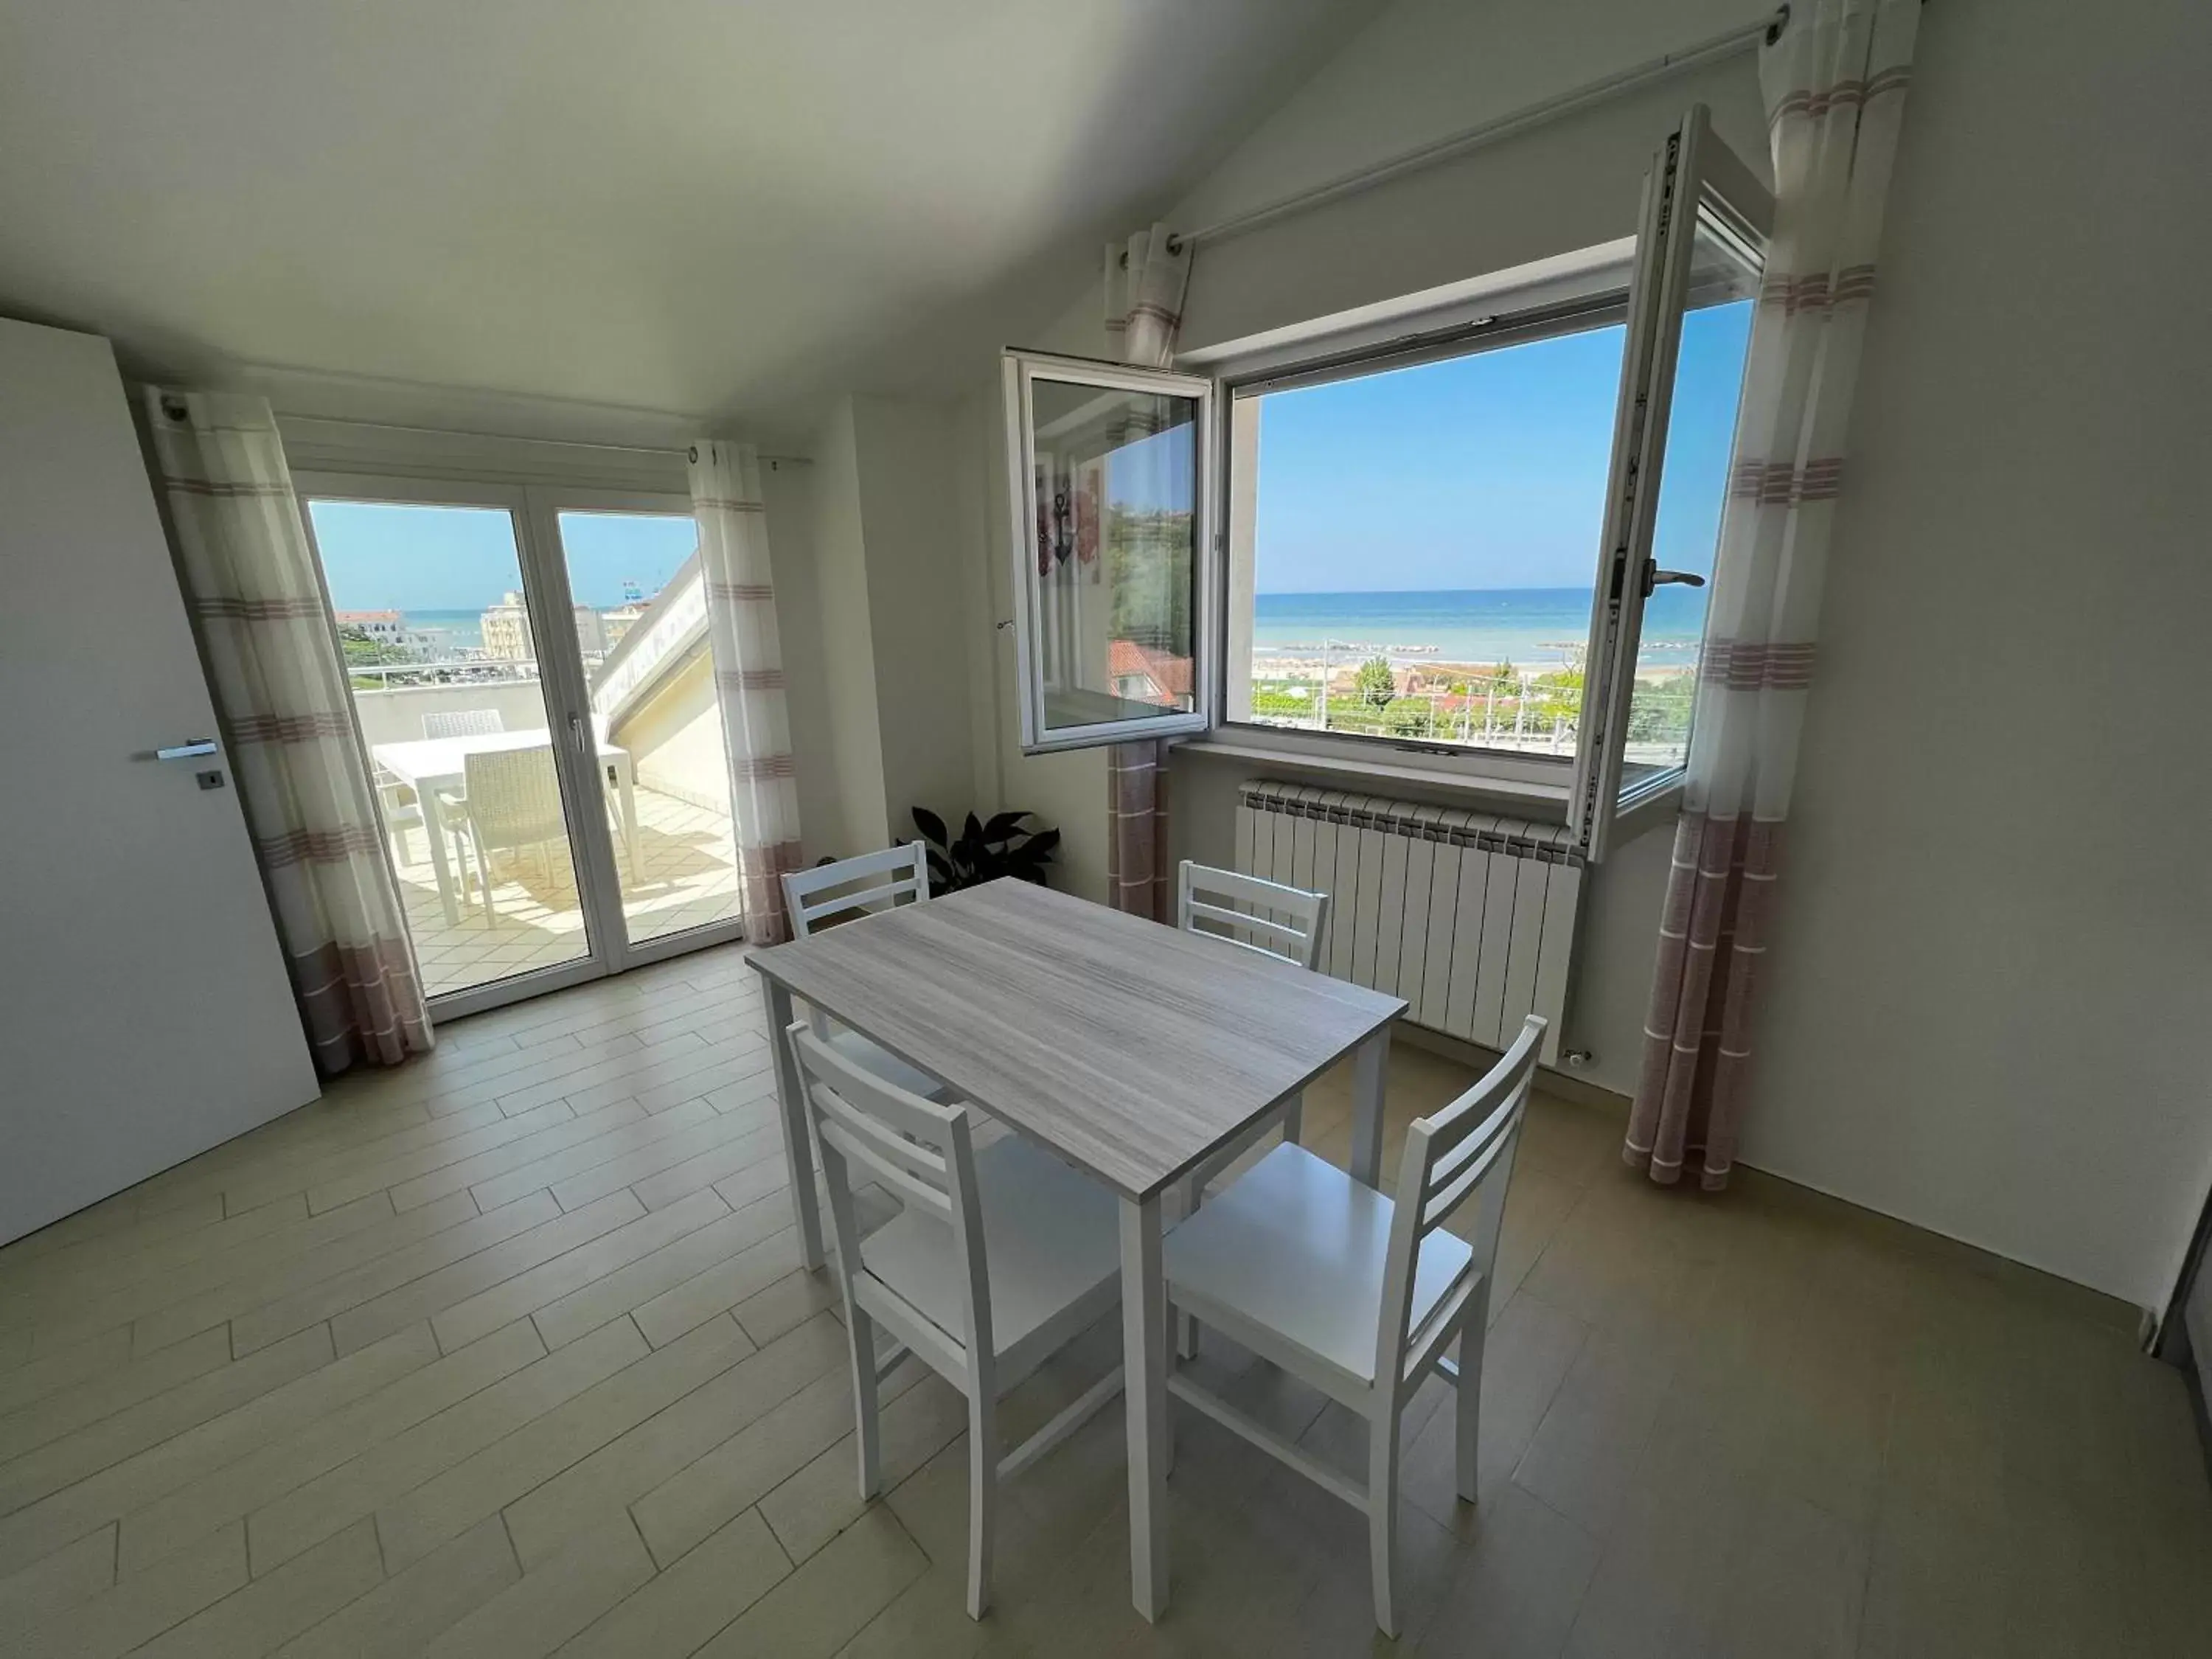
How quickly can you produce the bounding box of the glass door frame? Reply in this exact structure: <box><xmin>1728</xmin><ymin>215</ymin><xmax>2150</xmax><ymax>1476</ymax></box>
<box><xmin>297</xmin><ymin>469</ymin><xmax>747</xmax><ymax>1022</ymax></box>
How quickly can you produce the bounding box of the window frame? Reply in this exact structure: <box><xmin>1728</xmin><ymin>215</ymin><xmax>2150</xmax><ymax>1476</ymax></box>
<box><xmin>1197</xmin><ymin>104</ymin><xmax>1771</xmax><ymax>860</ymax></box>
<box><xmin>1203</xmin><ymin>273</ymin><xmax>1657</xmax><ymax>811</ymax></box>
<box><xmin>294</xmin><ymin>465</ymin><xmax>747</xmax><ymax>1020</ymax></box>
<box><xmin>1001</xmin><ymin>348</ymin><xmax>1217</xmax><ymax>756</ymax></box>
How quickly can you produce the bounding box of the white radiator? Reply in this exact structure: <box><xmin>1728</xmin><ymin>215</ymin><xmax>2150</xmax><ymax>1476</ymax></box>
<box><xmin>1236</xmin><ymin>782</ymin><xmax>1580</xmax><ymax>1065</ymax></box>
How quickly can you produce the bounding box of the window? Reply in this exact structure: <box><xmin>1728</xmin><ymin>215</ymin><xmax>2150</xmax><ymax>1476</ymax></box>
<box><xmin>1222</xmin><ymin>251</ymin><xmax>1755</xmax><ymax>784</ymax></box>
<box><xmin>1001</xmin><ymin>106</ymin><xmax>1770</xmax><ymax>860</ymax></box>
<box><xmin>1002</xmin><ymin>352</ymin><xmax>1212</xmax><ymax>754</ymax></box>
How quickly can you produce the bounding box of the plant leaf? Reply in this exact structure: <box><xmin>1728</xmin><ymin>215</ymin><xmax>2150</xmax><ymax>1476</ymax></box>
<box><xmin>963</xmin><ymin>812</ymin><xmax>985</xmax><ymax>847</ymax></box>
<box><xmin>1021</xmin><ymin>827</ymin><xmax>1062</xmax><ymax>858</ymax></box>
<box><xmin>912</xmin><ymin>807</ymin><xmax>948</xmax><ymax>849</ymax></box>
<box><xmin>981</xmin><ymin>810</ymin><xmax>1030</xmax><ymax>843</ymax></box>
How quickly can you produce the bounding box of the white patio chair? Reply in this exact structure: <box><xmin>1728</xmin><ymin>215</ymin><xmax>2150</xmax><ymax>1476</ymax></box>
<box><xmin>791</xmin><ymin>1021</ymin><xmax>1124</xmax><ymax>1620</ymax></box>
<box><xmin>448</xmin><ymin>746</ymin><xmax>568</xmax><ymax>927</ymax></box>
<box><xmin>781</xmin><ymin>844</ymin><xmax>949</xmax><ymax>1101</ymax></box>
<box><xmin>372</xmin><ymin>766</ymin><xmax>425</xmax><ymax>867</ymax></box>
<box><xmin>1161</xmin><ymin>1015</ymin><xmax>1545</xmax><ymax>1637</ymax></box>
<box><xmin>422</xmin><ymin>708</ymin><xmax>504</xmax><ymax>740</ymax></box>
<box><xmin>1174</xmin><ymin>860</ymin><xmax>1331</xmax><ymax>1337</ymax></box>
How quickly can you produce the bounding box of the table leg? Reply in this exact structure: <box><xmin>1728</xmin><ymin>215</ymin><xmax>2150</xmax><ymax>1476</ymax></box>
<box><xmin>1120</xmin><ymin>1193</ymin><xmax>1169</xmax><ymax>1621</ymax></box>
<box><xmin>422</xmin><ymin>784</ymin><xmax>460</xmax><ymax>927</ymax></box>
<box><xmin>1349</xmin><ymin>1024</ymin><xmax>1391</xmax><ymax>1189</ymax></box>
<box><xmin>615</xmin><ymin>758</ymin><xmax>641</xmax><ymax>882</ymax></box>
<box><xmin>765</xmin><ymin>981</ymin><xmax>827</xmax><ymax>1270</ymax></box>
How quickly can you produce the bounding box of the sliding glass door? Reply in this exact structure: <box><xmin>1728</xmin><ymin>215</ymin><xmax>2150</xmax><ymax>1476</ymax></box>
<box><xmin>300</xmin><ymin>474</ymin><xmax>746</xmax><ymax>1015</ymax></box>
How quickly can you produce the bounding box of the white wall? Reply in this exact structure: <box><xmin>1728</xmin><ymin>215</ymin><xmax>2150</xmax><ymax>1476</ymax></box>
<box><xmin>803</xmin><ymin>400</ymin><xmax>893</xmax><ymax>855</ymax></box>
<box><xmin>848</xmin><ymin>397</ymin><xmax>981</xmax><ymax>841</ymax></box>
<box><xmin>1734</xmin><ymin>0</ymin><xmax>2212</xmax><ymax>1309</ymax></box>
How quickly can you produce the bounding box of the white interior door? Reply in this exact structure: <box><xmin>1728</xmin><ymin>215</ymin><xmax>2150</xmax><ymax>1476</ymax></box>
<box><xmin>0</xmin><ymin>319</ymin><xmax>319</xmax><ymax>1246</ymax></box>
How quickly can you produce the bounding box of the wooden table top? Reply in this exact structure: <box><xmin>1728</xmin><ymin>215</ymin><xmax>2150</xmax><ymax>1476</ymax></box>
<box><xmin>747</xmin><ymin>879</ymin><xmax>1405</xmax><ymax>1201</ymax></box>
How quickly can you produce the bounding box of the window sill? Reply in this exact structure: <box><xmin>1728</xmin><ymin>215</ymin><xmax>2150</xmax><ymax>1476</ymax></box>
<box><xmin>1175</xmin><ymin>737</ymin><xmax>1572</xmax><ymax>819</ymax></box>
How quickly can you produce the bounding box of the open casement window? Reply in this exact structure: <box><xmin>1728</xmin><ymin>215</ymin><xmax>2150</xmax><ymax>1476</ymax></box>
<box><xmin>1002</xmin><ymin>349</ymin><xmax>1214</xmax><ymax>754</ymax></box>
<box><xmin>1571</xmin><ymin>106</ymin><xmax>1773</xmax><ymax>861</ymax></box>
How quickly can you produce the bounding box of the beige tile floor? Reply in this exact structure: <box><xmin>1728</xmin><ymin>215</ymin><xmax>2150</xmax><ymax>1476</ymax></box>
<box><xmin>0</xmin><ymin>942</ymin><xmax>2205</xmax><ymax>1656</ymax></box>
<box><xmin>394</xmin><ymin>788</ymin><xmax>745</xmax><ymax>998</ymax></box>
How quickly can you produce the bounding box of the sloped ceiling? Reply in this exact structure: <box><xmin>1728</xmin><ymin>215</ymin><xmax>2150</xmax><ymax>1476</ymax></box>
<box><xmin>0</xmin><ymin>0</ymin><xmax>1379</xmax><ymax>432</ymax></box>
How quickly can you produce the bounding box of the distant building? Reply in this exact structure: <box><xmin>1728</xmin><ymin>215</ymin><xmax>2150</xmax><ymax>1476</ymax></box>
<box><xmin>1108</xmin><ymin>639</ymin><xmax>1193</xmax><ymax>708</ymax></box>
<box><xmin>600</xmin><ymin>600</ymin><xmax>650</xmax><ymax>651</ymax></box>
<box><xmin>333</xmin><ymin>608</ymin><xmax>407</xmax><ymax>644</ymax></box>
<box><xmin>478</xmin><ymin>591</ymin><xmax>605</xmax><ymax>666</ymax></box>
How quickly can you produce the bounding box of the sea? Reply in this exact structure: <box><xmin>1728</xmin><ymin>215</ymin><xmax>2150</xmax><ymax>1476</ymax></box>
<box><xmin>1251</xmin><ymin>586</ymin><xmax>1705</xmax><ymax>669</ymax></box>
<box><xmin>384</xmin><ymin>608</ymin><xmax>489</xmax><ymax>655</ymax></box>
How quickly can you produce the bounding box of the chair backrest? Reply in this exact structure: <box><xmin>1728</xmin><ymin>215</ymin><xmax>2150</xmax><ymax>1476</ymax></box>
<box><xmin>1373</xmin><ymin>1015</ymin><xmax>1545</xmax><ymax>1396</ymax></box>
<box><xmin>423</xmin><ymin>708</ymin><xmax>505</xmax><ymax>740</ymax></box>
<box><xmin>460</xmin><ymin>746</ymin><xmax>566</xmax><ymax>849</ymax></box>
<box><xmin>782</xmin><ymin>843</ymin><xmax>932</xmax><ymax>939</ymax></box>
<box><xmin>1178</xmin><ymin>860</ymin><xmax>1329</xmax><ymax>970</ymax></box>
<box><xmin>789</xmin><ymin>1020</ymin><xmax>992</xmax><ymax>1379</ymax></box>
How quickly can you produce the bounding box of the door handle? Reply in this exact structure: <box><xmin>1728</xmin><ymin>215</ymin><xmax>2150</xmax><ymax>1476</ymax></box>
<box><xmin>155</xmin><ymin>739</ymin><xmax>220</xmax><ymax>760</ymax></box>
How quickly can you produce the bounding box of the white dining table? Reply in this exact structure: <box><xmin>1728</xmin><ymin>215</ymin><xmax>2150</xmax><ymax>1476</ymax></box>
<box><xmin>371</xmin><ymin>728</ymin><xmax>639</xmax><ymax>925</ymax></box>
<box><xmin>746</xmin><ymin>878</ymin><xmax>1406</xmax><ymax>1621</ymax></box>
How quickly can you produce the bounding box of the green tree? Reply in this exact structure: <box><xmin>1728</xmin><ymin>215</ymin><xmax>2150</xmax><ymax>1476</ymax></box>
<box><xmin>1355</xmin><ymin>655</ymin><xmax>1396</xmax><ymax>710</ymax></box>
<box><xmin>1383</xmin><ymin>697</ymin><xmax>1433</xmax><ymax>737</ymax></box>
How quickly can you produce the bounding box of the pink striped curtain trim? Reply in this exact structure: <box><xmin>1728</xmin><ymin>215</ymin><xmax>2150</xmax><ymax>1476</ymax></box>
<box><xmin>257</xmin><ymin>825</ymin><xmax>385</xmax><ymax>866</ymax></box>
<box><xmin>1701</xmin><ymin>639</ymin><xmax>1818</xmax><ymax>691</ymax></box>
<box><xmin>1126</xmin><ymin>300</ymin><xmax>1182</xmax><ymax>331</ymax></box>
<box><xmin>193</xmin><ymin>595</ymin><xmax>328</xmax><ymax>622</ymax></box>
<box><xmin>1767</xmin><ymin>63</ymin><xmax>1911</xmax><ymax>125</ymax></box>
<box><xmin>729</xmin><ymin>753</ymin><xmax>796</xmax><ymax>780</ymax></box>
<box><xmin>292</xmin><ymin>936</ymin><xmax>430</xmax><ymax>1071</ymax></box>
<box><xmin>1728</xmin><ymin>458</ymin><xmax>1844</xmax><ymax>504</ymax></box>
<box><xmin>693</xmin><ymin>498</ymin><xmax>766</xmax><ymax>515</ymax></box>
<box><xmin>1759</xmin><ymin>264</ymin><xmax>1878</xmax><ymax>313</ymax></box>
<box><xmin>715</xmin><ymin>667</ymin><xmax>786</xmax><ymax>691</ymax></box>
<box><xmin>229</xmin><ymin>712</ymin><xmax>356</xmax><ymax>743</ymax></box>
<box><xmin>164</xmin><ymin>478</ymin><xmax>296</xmax><ymax>500</ymax></box>
<box><xmin>708</xmin><ymin>582</ymin><xmax>775</xmax><ymax>602</ymax></box>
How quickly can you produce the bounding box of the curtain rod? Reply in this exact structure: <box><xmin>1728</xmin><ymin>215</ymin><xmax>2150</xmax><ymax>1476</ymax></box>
<box><xmin>1180</xmin><ymin>5</ymin><xmax>1789</xmax><ymax>251</ymax></box>
<box><xmin>275</xmin><ymin>411</ymin><xmax>809</xmax><ymax>466</ymax></box>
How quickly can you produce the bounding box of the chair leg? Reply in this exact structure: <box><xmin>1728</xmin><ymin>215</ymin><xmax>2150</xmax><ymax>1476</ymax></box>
<box><xmin>965</xmin><ymin>1393</ymin><xmax>998</xmax><ymax>1621</ymax></box>
<box><xmin>850</xmin><ymin>1310</ymin><xmax>884</xmax><ymax>1501</ymax></box>
<box><xmin>1368</xmin><ymin>1413</ymin><xmax>1402</xmax><ymax>1638</ymax></box>
<box><xmin>1280</xmin><ymin>1088</ymin><xmax>1304</xmax><ymax>1147</ymax></box>
<box><xmin>1175</xmin><ymin>1171</ymin><xmax>1200</xmax><ymax>1360</ymax></box>
<box><xmin>1455</xmin><ymin>1323</ymin><xmax>1486</xmax><ymax>1505</ymax></box>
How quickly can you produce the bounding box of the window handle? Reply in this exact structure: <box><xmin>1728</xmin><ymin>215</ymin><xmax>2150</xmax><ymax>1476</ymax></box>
<box><xmin>1644</xmin><ymin>560</ymin><xmax>1707</xmax><ymax>598</ymax></box>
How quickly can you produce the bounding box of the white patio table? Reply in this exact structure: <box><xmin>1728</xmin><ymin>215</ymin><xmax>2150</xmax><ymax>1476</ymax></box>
<box><xmin>370</xmin><ymin>728</ymin><xmax>639</xmax><ymax>924</ymax></box>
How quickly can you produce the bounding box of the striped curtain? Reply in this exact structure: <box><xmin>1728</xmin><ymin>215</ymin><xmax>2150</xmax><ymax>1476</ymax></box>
<box><xmin>690</xmin><ymin>441</ymin><xmax>804</xmax><ymax>945</ymax></box>
<box><xmin>1627</xmin><ymin>0</ymin><xmax>1919</xmax><ymax>1189</ymax></box>
<box><xmin>147</xmin><ymin>390</ymin><xmax>431</xmax><ymax>1074</ymax></box>
<box><xmin>1103</xmin><ymin>223</ymin><xmax>1192</xmax><ymax>923</ymax></box>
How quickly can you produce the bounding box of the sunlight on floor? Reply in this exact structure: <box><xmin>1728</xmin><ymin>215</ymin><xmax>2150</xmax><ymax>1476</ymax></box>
<box><xmin>393</xmin><ymin>785</ymin><xmax>744</xmax><ymax>997</ymax></box>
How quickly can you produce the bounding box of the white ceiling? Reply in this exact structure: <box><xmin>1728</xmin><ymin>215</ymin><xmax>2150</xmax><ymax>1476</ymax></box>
<box><xmin>0</xmin><ymin>0</ymin><xmax>1377</xmax><ymax>434</ymax></box>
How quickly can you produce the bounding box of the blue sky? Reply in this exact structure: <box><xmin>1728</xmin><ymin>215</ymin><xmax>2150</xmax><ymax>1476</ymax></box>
<box><xmin>1249</xmin><ymin>302</ymin><xmax>1753</xmax><ymax>594</ymax></box>
<box><xmin>308</xmin><ymin>502</ymin><xmax>698</xmax><ymax>612</ymax></box>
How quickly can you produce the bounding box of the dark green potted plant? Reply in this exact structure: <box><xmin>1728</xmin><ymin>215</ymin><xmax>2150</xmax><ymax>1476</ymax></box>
<box><xmin>911</xmin><ymin>807</ymin><xmax>1059</xmax><ymax>897</ymax></box>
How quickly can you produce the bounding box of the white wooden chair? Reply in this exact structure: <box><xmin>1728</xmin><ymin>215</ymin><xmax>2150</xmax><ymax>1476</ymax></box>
<box><xmin>791</xmin><ymin>1022</ymin><xmax>1124</xmax><ymax>1620</ymax></box>
<box><xmin>1161</xmin><ymin>1015</ymin><xmax>1545</xmax><ymax>1637</ymax></box>
<box><xmin>781</xmin><ymin>844</ymin><xmax>948</xmax><ymax>1101</ymax></box>
<box><xmin>1174</xmin><ymin>860</ymin><xmax>1331</xmax><ymax>1343</ymax></box>
<box><xmin>421</xmin><ymin>707</ymin><xmax>504</xmax><ymax>740</ymax></box>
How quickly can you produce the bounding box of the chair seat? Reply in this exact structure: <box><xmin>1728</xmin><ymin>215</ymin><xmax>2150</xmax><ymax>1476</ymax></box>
<box><xmin>1164</xmin><ymin>1142</ymin><xmax>1474</xmax><ymax>1390</ymax></box>
<box><xmin>826</xmin><ymin>1027</ymin><xmax>945</xmax><ymax>1102</ymax></box>
<box><xmin>863</xmin><ymin>1134</ymin><xmax>1121</xmax><ymax>1372</ymax></box>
